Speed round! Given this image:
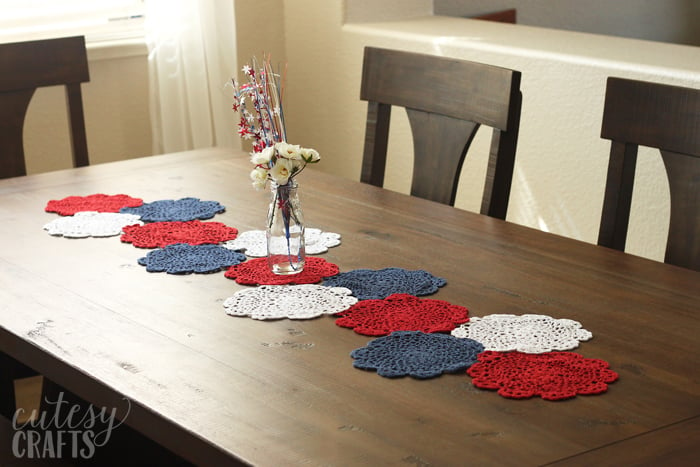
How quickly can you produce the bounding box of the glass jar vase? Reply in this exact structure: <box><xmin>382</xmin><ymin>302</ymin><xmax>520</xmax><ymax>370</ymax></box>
<box><xmin>267</xmin><ymin>180</ymin><xmax>305</xmax><ymax>274</ymax></box>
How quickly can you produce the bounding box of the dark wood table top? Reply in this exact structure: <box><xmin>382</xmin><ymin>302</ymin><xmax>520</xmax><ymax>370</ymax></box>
<box><xmin>1</xmin><ymin>148</ymin><xmax>698</xmax><ymax>466</ymax></box>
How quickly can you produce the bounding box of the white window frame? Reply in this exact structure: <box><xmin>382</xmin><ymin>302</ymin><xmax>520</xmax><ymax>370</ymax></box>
<box><xmin>0</xmin><ymin>0</ymin><xmax>145</xmax><ymax>44</ymax></box>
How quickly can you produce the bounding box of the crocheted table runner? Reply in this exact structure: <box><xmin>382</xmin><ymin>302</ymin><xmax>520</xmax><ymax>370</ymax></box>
<box><xmin>120</xmin><ymin>197</ymin><xmax>225</xmax><ymax>222</ymax></box>
<box><xmin>351</xmin><ymin>331</ymin><xmax>484</xmax><ymax>379</ymax></box>
<box><xmin>451</xmin><ymin>314</ymin><xmax>593</xmax><ymax>353</ymax></box>
<box><xmin>45</xmin><ymin>194</ymin><xmax>143</xmax><ymax>215</ymax></box>
<box><xmin>224</xmin><ymin>285</ymin><xmax>357</xmax><ymax>320</ymax></box>
<box><xmin>223</xmin><ymin>228</ymin><xmax>341</xmax><ymax>257</ymax></box>
<box><xmin>467</xmin><ymin>351</ymin><xmax>618</xmax><ymax>400</ymax></box>
<box><xmin>41</xmin><ymin>195</ymin><xmax>620</xmax><ymax>401</ymax></box>
<box><xmin>322</xmin><ymin>267</ymin><xmax>446</xmax><ymax>300</ymax></box>
<box><xmin>121</xmin><ymin>220</ymin><xmax>238</xmax><ymax>248</ymax></box>
<box><xmin>224</xmin><ymin>257</ymin><xmax>339</xmax><ymax>285</ymax></box>
<box><xmin>43</xmin><ymin>212</ymin><xmax>143</xmax><ymax>238</ymax></box>
<box><xmin>335</xmin><ymin>293</ymin><xmax>469</xmax><ymax>336</ymax></box>
<box><xmin>138</xmin><ymin>243</ymin><xmax>247</xmax><ymax>274</ymax></box>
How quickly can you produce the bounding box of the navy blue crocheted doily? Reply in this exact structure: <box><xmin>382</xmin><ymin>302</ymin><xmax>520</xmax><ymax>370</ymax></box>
<box><xmin>322</xmin><ymin>267</ymin><xmax>446</xmax><ymax>300</ymax></box>
<box><xmin>120</xmin><ymin>197</ymin><xmax>225</xmax><ymax>222</ymax></box>
<box><xmin>137</xmin><ymin>243</ymin><xmax>246</xmax><ymax>274</ymax></box>
<box><xmin>350</xmin><ymin>331</ymin><xmax>484</xmax><ymax>379</ymax></box>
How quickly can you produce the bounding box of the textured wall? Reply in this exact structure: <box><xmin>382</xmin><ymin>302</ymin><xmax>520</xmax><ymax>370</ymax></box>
<box><xmin>23</xmin><ymin>43</ymin><xmax>152</xmax><ymax>174</ymax></box>
<box><xmin>282</xmin><ymin>1</ymin><xmax>700</xmax><ymax>264</ymax></box>
<box><xmin>234</xmin><ymin>0</ymin><xmax>286</xmax><ymax>72</ymax></box>
<box><xmin>345</xmin><ymin>0</ymin><xmax>433</xmax><ymax>23</ymax></box>
<box><xmin>434</xmin><ymin>0</ymin><xmax>700</xmax><ymax>46</ymax></box>
<box><xmin>18</xmin><ymin>1</ymin><xmax>700</xmax><ymax>265</ymax></box>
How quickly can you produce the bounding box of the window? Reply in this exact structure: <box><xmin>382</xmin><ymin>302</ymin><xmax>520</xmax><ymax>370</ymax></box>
<box><xmin>0</xmin><ymin>0</ymin><xmax>144</xmax><ymax>43</ymax></box>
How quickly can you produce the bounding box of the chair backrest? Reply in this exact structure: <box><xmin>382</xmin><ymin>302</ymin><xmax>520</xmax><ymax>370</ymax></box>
<box><xmin>359</xmin><ymin>46</ymin><xmax>522</xmax><ymax>219</ymax></box>
<box><xmin>0</xmin><ymin>36</ymin><xmax>90</xmax><ymax>179</ymax></box>
<box><xmin>598</xmin><ymin>77</ymin><xmax>700</xmax><ymax>271</ymax></box>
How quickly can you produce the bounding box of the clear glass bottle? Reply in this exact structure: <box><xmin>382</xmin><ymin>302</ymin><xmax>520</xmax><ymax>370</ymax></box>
<box><xmin>267</xmin><ymin>180</ymin><xmax>305</xmax><ymax>274</ymax></box>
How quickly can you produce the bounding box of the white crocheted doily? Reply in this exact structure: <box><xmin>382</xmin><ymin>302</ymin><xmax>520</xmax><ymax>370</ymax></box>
<box><xmin>224</xmin><ymin>284</ymin><xmax>357</xmax><ymax>320</ymax></box>
<box><xmin>43</xmin><ymin>212</ymin><xmax>143</xmax><ymax>238</ymax></box>
<box><xmin>451</xmin><ymin>314</ymin><xmax>592</xmax><ymax>353</ymax></box>
<box><xmin>222</xmin><ymin>228</ymin><xmax>341</xmax><ymax>256</ymax></box>
<box><xmin>306</xmin><ymin>228</ymin><xmax>341</xmax><ymax>253</ymax></box>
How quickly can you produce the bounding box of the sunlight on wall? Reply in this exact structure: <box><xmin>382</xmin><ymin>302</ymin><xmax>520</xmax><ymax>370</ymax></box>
<box><xmin>279</xmin><ymin>1</ymin><xmax>698</xmax><ymax>264</ymax></box>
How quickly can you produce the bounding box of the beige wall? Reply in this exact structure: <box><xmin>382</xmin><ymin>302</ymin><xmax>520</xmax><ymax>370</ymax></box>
<box><xmin>234</xmin><ymin>0</ymin><xmax>286</xmax><ymax>76</ymax></box>
<box><xmin>345</xmin><ymin>0</ymin><xmax>432</xmax><ymax>22</ymax></box>
<box><xmin>21</xmin><ymin>0</ymin><xmax>289</xmax><ymax>175</ymax></box>
<box><xmin>23</xmin><ymin>42</ymin><xmax>152</xmax><ymax>174</ymax></box>
<box><xmin>232</xmin><ymin>0</ymin><xmax>286</xmax><ymax>153</ymax></box>
<box><xmin>17</xmin><ymin>1</ymin><xmax>700</xmax><ymax>265</ymax></box>
<box><xmin>435</xmin><ymin>0</ymin><xmax>700</xmax><ymax>46</ymax></box>
<box><xmin>280</xmin><ymin>1</ymin><xmax>700</xmax><ymax>264</ymax></box>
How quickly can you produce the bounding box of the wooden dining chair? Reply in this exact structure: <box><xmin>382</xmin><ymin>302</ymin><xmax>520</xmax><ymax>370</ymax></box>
<box><xmin>359</xmin><ymin>46</ymin><xmax>522</xmax><ymax>219</ymax></box>
<box><xmin>0</xmin><ymin>35</ymin><xmax>90</xmax><ymax>421</ymax></box>
<box><xmin>598</xmin><ymin>77</ymin><xmax>700</xmax><ymax>271</ymax></box>
<box><xmin>0</xmin><ymin>35</ymin><xmax>90</xmax><ymax>179</ymax></box>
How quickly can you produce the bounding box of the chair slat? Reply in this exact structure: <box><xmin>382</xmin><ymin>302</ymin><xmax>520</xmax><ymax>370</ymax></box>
<box><xmin>407</xmin><ymin>110</ymin><xmax>479</xmax><ymax>205</ymax></box>
<box><xmin>601</xmin><ymin>78</ymin><xmax>700</xmax><ymax>157</ymax></box>
<box><xmin>361</xmin><ymin>102</ymin><xmax>392</xmax><ymax>187</ymax></box>
<box><xmin>0</xmin><ymin>90</ymin><xmax>34</xmax><ymax>178</ymax></box>
<box><xmin>662</xmin><ymin>149</ymin><xmax>700</xmax><ymax>269</ymax></box>
<box><xmin>0</xmin><ymin>36</ymin><xmax>89</xmax><ymax>91</ymax></box>
<box><xmin>360</xmin><ymin>47</ymin><xmax>519</xmax><ymax>130</ymax></box>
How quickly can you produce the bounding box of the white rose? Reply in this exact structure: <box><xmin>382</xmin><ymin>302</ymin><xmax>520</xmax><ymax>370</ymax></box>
<box><xmin>301</xmin><ymin>147</ymin><xmax>320</xmax><ymax>163</ymax></box>
<box><xmin>250</xmin><ymin>167</ymin><xmax>268</xmax><ymax>190</ymax></box>
<box><xmin>275</xmin><ymin>142</ymin><xmax>303</xmax><ymax>160</ymax></box>
<box><xmin>251</xmin><ymin>146</ymin><xmax>275</xmax><ymax>165</ymax></box>
<box><xmin>269</xmin><ymin>158</ymin><xmax>293</xmax><ymax>185</ymax></box>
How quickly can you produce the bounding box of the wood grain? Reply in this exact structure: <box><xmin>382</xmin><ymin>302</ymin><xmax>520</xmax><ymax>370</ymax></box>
<box><xmin>547</xmin><ymin>416</ymin><xmax>700</xmax><ymax>466</ymax></box>
<box><xmin>0</xmin><ymin>148</ymin><xmax>698</xmax><ymax>465</ymax></box>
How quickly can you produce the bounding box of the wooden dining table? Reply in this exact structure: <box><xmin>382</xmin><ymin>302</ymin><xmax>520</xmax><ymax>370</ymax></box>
<box><xmin>0</xmin><ymin>147</ymin><xmax>698</xmax><ymax>466</ymax></box>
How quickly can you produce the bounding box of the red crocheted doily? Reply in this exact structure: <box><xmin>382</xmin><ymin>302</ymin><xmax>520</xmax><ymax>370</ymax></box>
<box><xmin>467</xmin><ymin>351</ymin><xmax>618</xmax><ymax>400</ymax></box>
<box><xmin>224</xmin><ymin>257</ymin><xmax>339</xmax><ymax>285</ymax></box>
<box><xmin>121</xmin><ymin>221</ymin><xmax>238</xmax><ymax>248</ymax></box>
<box><xmin>335</xmin><ymin>293</ymin><xmax>470</xmax><ymax>336</ymax></box>
<box><xmin>45</xmin><ymin>194</ymin><xmax>143</xmax><ymax>215</ymax></box>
